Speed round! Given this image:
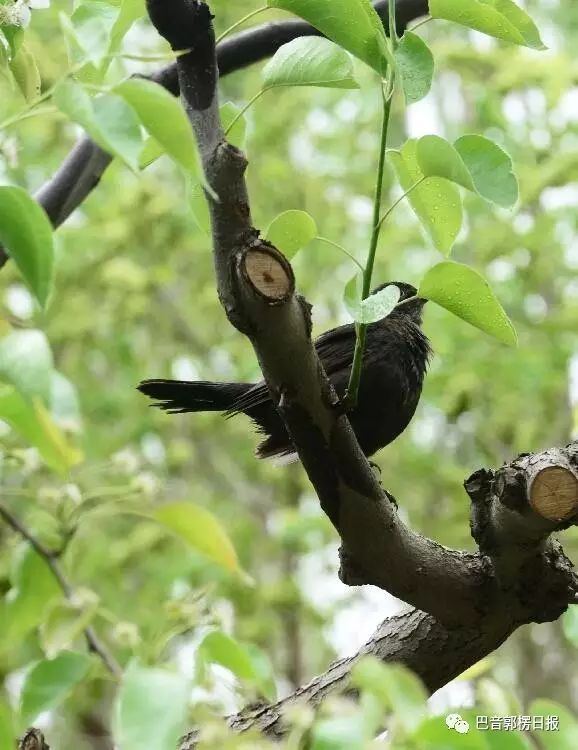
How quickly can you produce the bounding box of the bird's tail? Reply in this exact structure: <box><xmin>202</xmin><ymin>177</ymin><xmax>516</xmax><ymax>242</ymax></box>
<box><xmin>137</xmin><ymin>379</ymin><xmax>250</xmax><ymax>414</ymax></box>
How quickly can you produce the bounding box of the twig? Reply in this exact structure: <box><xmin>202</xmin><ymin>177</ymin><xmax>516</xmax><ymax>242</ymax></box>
<box><xmin>0</xmin><ymin>503</ymin><xmax>122</xmax><ymax>678</ymax></box>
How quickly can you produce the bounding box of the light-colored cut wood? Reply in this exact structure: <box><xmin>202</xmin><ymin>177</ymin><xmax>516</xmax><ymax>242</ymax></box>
<box><xmin>529</xmin><ymin>465</ymin><xmax>578</xmax><ymax>521</ymax></box>
<box><xmin>243</xmin><ymin>247</ymin><xmax>293</xmax><ymax>302</ymax></box>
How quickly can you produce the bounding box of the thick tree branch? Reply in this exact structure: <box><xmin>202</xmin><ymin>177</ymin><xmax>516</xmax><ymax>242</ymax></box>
<box><xmin>180</xmin><ymin>609</ymin><xmax>513</xmax><ymax>746</ymax></box>
<box><xmin>0</xmin><ymin>0</ymin><xmax>428</xmax><ymax>268</ymax></box>
<box><xmin>179</xmin><ymin>443</ymin><xmax>578</xmax><ymax>746</ymax></box>
<box><xmin>140</xmin><ymin>2</ymin><xmax>578</xmax><ymax>744</ymax></box>
<box><xmin>146</xmin><ymin>0</ymin><xmax>490</xmax><ymax>628</ymax></box>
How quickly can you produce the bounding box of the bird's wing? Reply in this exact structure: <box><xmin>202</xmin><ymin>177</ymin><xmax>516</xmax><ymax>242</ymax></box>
<box><xmin>226</xmin><ymin>323</ymin><xmax>356</xmax><ymax>415</ymax></box>
<box><xmin>314</xmin><ymin>322</ymin><xmax>356</xmax><ymax>375</ymax></box>
<box><xmin>225</xmin><ymin>381</ymin><xmax>270</xmax><ymax>417</ymax></box>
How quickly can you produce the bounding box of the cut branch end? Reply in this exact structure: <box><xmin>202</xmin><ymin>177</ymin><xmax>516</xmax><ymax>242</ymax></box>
<box><xmin>529</xmin><ymin>465</ymin><xmax>578</xmax><ymax>522</ymax></box>
<box><xmin>240</xmin><ymin>245</ymin><xmax>295</xmax><ymax>304</ymax></box>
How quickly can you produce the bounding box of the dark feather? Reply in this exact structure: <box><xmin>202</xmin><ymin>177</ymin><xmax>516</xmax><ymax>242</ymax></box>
<box><xmin>138</xmin><ymin>281</ymin><xmax>432</xmax><ymax>460</ymax></box>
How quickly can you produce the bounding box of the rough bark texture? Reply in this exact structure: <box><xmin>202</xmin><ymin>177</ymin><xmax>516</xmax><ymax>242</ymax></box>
<box><xmin>5</xmin><ymin>0</ymin><xmax>575</xmax><ymax>745</ymax></box>
<box><xmin>140</xmin><ymin>2</ymin><xmax>578</xmax><ymax>747</ymax></box>
<box><xmin>18</xmin><ymin>729</ymin><xmax>50</xmax><ymax>750</ymax></box>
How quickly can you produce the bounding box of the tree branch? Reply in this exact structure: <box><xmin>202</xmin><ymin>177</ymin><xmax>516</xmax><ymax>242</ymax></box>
<box><xmin>0</xmin><ymin>503</ymin><xmax>122</xmax><ymax>679</ymax></box>
<box><xmin>177</xmin><ymin>441</ymin><xmax>578</xmax><ymax>745</ymax></box>
<box><xmin>0</xmin><ymin>0</ymin><xmax>428</xmax><ymax>268</ymax></box>
<box><xmin>18</xmin><ymin>729</ymin><xmax>50</xmax><ymax>750</ymax></box>
<box><xmin>141</xmin><ymin>2</ymin><xmax>578</xmax><ymax>744</ymax></box>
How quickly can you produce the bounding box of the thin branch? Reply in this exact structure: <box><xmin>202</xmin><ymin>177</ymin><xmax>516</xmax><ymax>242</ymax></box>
<box><xmin>0</xmin><ymin>503</ymin><xmax>122</xmax><ymax>678</ymax></box>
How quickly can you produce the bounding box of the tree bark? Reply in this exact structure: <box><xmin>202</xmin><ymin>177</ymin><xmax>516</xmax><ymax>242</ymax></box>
<box><xmin>140</xmin><ymin>1</ymin><xmax>578</xmax><ymax>745</ymax></box>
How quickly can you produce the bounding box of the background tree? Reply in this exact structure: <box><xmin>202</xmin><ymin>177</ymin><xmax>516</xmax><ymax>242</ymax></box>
<box><xmin>1</xmin><ymin>1</ymin><xmax>578</xmax><ymax>749</ymax></box>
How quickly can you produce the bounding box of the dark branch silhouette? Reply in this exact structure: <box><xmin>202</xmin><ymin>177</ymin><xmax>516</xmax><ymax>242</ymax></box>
<box><xmin>140</xmin><ymin>1</ymin><xmax>578</xmax><ymax>745</ymax></box>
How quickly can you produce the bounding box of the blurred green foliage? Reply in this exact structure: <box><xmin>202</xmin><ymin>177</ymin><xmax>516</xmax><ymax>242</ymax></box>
<box><xmin>1</xmin><ymin>0</ymin><xmax>578</xmax><ymax>748</ymax></box>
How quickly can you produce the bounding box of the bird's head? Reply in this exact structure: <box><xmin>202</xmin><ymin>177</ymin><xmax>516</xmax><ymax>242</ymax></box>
<box><xmin>371</xmin><ymin>281</ymin><xmax>427</xmax><ymax>325</ymax></box>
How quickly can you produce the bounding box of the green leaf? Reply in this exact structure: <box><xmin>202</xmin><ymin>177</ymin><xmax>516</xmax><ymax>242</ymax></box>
<box><xmin>344</xmin><ymin>284</ymin><xmax>402</xmax><ymax>325</ymax></box>
<box><xmin>0</xmin><ymin>329</ymin><xmax>53</xmax><ymax>403</ymax></box>
<box><xmin>357</xmin><ymin>285</ymin><xmax>400</xmax><ymax>324</ymax></box>
<box><xmin>311</xmin><ymin>716</ymin><xmax>365</xmax><ymax>750</ymax></box>
<box><xmin>115</xmin><ymin>78</ymin><xmax>203</xmax><ymax>180</ymax></box>
<box><xmin>267</xmin><ymin>0</ymin><xmax>389</xmax><ymax>76</ymax></box>
<box><xmin>139</xmin><ymin>136</ymin><xmax>165</xmax><ymax>169</ymax></box>
<box><xmin>0</xmin><ymin>387</ymin><xmax>83</xmax><ymax>474</ymax></box>
<box><xmin>416</xmin><ymin>135</ymin><xmax>518</xmax><ymax>207</ymax></box>
<box><xmin>199</xmin><ymin>634</ymin><xmax>275</xmax><ymax>699</ymax></box>
<box><xmin>109</xmin><ymin>0</ymin><xmax>145</xmax><ymax>54</ymax></box>
<box><xmin>244</xmin><ymin>643</ymin><xmax>277</xmax><ymax>701</ymax></box>
<box><xmin>0</xmin><ymin>698</ymin><xmax>16</xmax><ymax>750</ymax></box>
<box><xmin>2</xmin><ymin>25</ymin><xmax>24</xmax><ymax>59</ymax></box>
<box><xmin>0</xmin><ymin>186</ymin><xmax>54</xmax><ymax>309</ymax></box>
<box><xmin>140</xmin><ymin>95</ymin><xmax>220</xmax><ymax>169</ymax></box>
<box><xmin>395</xmin><ymin>32</ymin><xmax>434</xmax><ymax>104</ymax></box>
<box><xmin>454</xmin><ymin>135</ymin><xmax>518</xmax><ymax>207</ymax></box>
<box><xmin>0</xmin><ymin>38</ymin><xmax>8</xmax><ymax>72</ymax></box>
<box><xmin>91</xmin><ymin>94</ymin><xmax>145</xmax><ymax>171</ymax></box>
<box><xmin>220</xmin><ymin>102</ymin><xmax>247</xmax><ymax>149</ymax></box>
<box><xmin>154</xmin><ymin>501</ymin><xmax>242</xmax><ymax>575</ymax></box>
<box><xmin>21</xmin><ymin>652</ymin><xmax>92</xmax><ymax>724</ymax></box>
<box><xmin>53</xmin><ymin>80</ymin><xmax>143</xmax><ymax>171</ymax></box>
<box><xmin>0</xmin><ymin>546</ymin><xmax>60</xmax><ymax>652</ymax></box>
<box><xmin>189</xmin><ymin>182</ymin><xmax>210</xmax><ymax>236</ymax></box>
<box><xmin>430</xmin><ymin>0</ymin><xmax>545</xmax><ymax>50</ymax></box>
<box><xmin>262</xmin><ymin>37</ymin><xmax>359</xmax><ymax>90</ymax></box>
<box><xmin>199</xmin><ymin>631</ymin><xmax>258</xmax><ymax>682</ymax></box>
<box><xmin>416</xmin><ymin>135</ymin><xmax>475</xmax><ymax>191</ymax></box>
<box><xmin>528</xmin><ymin>700</ymin><xmax>578</xmax><ymax>749</ymax></box>
<box><xmin>388</xmin><ymin>140</ymin><xmax>462</xmax><ymax>255</ymax></box>
<box><xmin>9</xmin><ymin>42</ymin><xmax>40</xmax><ymax>101</ymax></box>
<box><xmin>40</xmin><ymin>597</ymin><xmax>99</xmax><ymax>659</ymax></box>
<box><xmin>265</xmin><ymin>210</ymin><xmax>318</xmax><ymax>257</ymax></box>
<box><xmin>418</xmin><ymin>261</ymin><xmax>517</xmax><ymax>346</ymax></box>
<box><xmin>66</xmin><ymin>1</ymin><xmax>119</xmax><ymax>64</ymax></box>
<box><xmin>114</xmin><ymin>664</ymin><xmax>189</xmax><ymax>750</ymax></box>
<box><xmin>351</xmin><ymin>657</ymin><xmax>427</xmax><ymax>733</ymax></box>
<box><xmin>343</xmin><ymin>272</ymin><xmax>363</xmax><ymax>319</ymax></box>
<box><xmin>413</xmin><ymin>712</ymin><xmax>487</xmax><ymax>749</ymax></box>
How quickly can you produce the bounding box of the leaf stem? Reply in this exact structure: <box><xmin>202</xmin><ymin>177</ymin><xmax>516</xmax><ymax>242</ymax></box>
<box><xmin>376</xmin><ymin>176</ymin><xmax>426</xmax><ymax>230</ymax></box>
<box><xmin>363</xmin><ymin>90</ymin><xmax>392</xmax><ymax>301</ymax></box>
<box><xmin>216</xmin><ymin>6</ymin><xmax>269</xmax><ymax>44</ymax></box>
<box><xmin>388</xmin><ymin>0</ymin><xmax>398</xmax><ymax>50</ymax></box>
<box><xmin>0</xmin><ymin>502</ymin><xmax>122</xmax><ymax>678</ymax></box>
<box><xmin>315</xmin><ymin>236</ymin><xmax>364</xmax><ymax>271</ymax></box>
<box><xmin>409</xmin><ymin>16</ymin><xmax>433</xmax><ymax>34</ymax></box>
<box><xmin>224</xmin><ymin>88</ymin><xmax>267</xmax><ymax>136</ymax></box>
<box><xmin>344</xmin><ymin>85</ymin><xmax>393</xmax><ymax>409</ymax></box>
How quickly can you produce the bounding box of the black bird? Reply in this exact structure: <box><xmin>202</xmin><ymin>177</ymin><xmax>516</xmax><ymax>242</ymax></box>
<box><xmin>138</xmin><ymin>282</ymin><xmax>431</xmax><ymax>460</ymax></box>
